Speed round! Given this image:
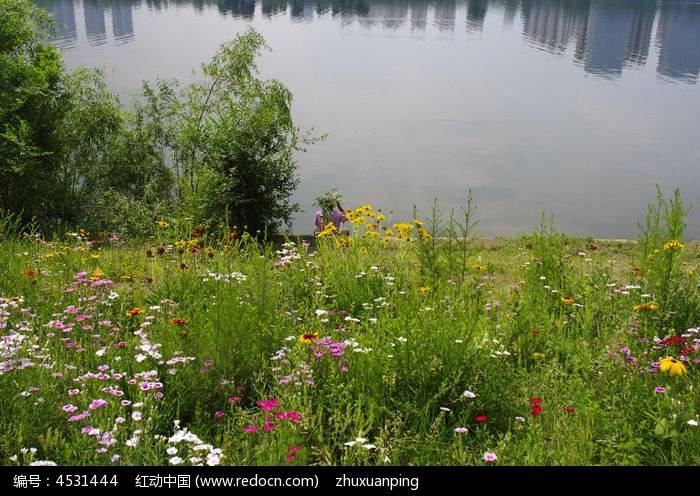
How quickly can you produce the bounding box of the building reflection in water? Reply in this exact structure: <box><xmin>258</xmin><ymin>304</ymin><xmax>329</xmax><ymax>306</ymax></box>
<box><xmin>36</xmin><ymin>0</ymin><xmax>700</xmax><ymax>83</ymax></box>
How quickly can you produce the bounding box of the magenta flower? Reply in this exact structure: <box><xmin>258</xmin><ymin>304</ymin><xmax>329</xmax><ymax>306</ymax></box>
<box><xmin>243</xmin><ymin>425</ymin><xmax>258</xmax><ymax>434</ymax></box>
<box><xmin>89</xmin><ymin>399</ymin><xmax>108</xmax><ymax>409</ymax></box>
<box><xmin>256</xmin><ymin>397</ymin><xmax>280</xmax><ymax>411</ymax></box>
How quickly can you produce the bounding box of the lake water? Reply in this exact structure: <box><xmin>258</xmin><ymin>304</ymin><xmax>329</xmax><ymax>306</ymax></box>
<box><xmin>35</xmin><ymin>0</ymin><xmax>700</xmax><ymax>240</ymax></box>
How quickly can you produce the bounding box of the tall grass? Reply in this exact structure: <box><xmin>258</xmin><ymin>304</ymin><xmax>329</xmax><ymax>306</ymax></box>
<box><xmin>2</xmin><ymin>188</ymin><xmax>700</xmax><ymax>467</ymax></box>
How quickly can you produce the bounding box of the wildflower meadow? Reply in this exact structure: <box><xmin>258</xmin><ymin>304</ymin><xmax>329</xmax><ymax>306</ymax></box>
<box><xmin>2</xmin><ymin>188</ymin><xmax>700</xmax><ymax>468</ymax></box>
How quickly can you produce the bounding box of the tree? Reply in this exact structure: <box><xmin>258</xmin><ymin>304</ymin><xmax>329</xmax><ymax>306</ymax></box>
<box><xmin>0</xmin><ymin>0</ymin><xmax>69</xmax><ymax>227</ymax></box>
<box><xmin>173</xmin><ymin>27</ymin><xmax>323</xmax><ymax>234</ymax></box>
<box><xmin>0</xmin><ymin>7</ymin><xmax>320</xmax><ymax>238</ymax></box>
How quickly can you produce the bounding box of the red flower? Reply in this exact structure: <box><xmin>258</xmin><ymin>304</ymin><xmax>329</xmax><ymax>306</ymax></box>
<box><xmin>531</xmin><ymin>406</ymin><xmax>543</xmax><ymax>417</ymax></box>
<box><xmin>564</xmin><ymin>407</ymin><xmax>575</xmax><ymax>414</ymax></box>
<box><xmin>474</xmin><ymin>415</ymin><xmax>488</xmax><ymax>422</ymax></box>
<box><xmin>530</xmin><ymin>398</ymin><xmax>542</xmax><ymax>405</ymax></box>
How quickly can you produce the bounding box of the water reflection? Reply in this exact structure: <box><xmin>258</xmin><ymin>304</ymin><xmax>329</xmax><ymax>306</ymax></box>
<box><xmin>36</xmin><ymin>0</ymin><xmax>78</xmax><ymax>48</ymax></box>
<box><xmin>36</xmin><ymin>0</ymin><xmax>700</xmax><ymax>83</ymax></box>
<box><xmin>657</xmin><ymin>1</ymin><xmax>700</xmax><ymax>83</ymax></box>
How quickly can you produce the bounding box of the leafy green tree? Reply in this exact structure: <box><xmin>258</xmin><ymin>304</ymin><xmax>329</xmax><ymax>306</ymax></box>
<box><xmin>1</xmin><ymin>4</ymin><xmax>318</xmax><ymax>238</ymax></box>
<box><xmin>68</xmin><ymin>74</ymin><xmax>178</xmax><ymax>238</ymax></box>
<box><xmin>0</xmin><ymin>0</ymin><xmax>69</xmax><ymax>227</ymax></box>
<box><xmin>173</xmin><ymin>27</ymin><xmax>323</xmax><ymax>234</ymax></box>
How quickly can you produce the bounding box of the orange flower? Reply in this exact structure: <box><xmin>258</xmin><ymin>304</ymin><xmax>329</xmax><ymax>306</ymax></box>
<box><xmin>171</xmin><ymin>318</ymin><xmax>189</xmax><ymax>325</ymax></box>
<box><xmin>126</xmin><ymin>307</ymin><xmax>144</xmax><ymax>317</ymax></box>
<box><xmin>561</xmin><ymin>296</ymin><xmax>575</xmax><ymax>303</ymax></box>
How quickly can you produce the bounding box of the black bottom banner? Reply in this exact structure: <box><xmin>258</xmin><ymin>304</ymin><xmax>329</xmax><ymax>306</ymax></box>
<box><xmin>0</xmin><ymin>465</ymin><xmax>672</xmax><ymax>492</ymax></box>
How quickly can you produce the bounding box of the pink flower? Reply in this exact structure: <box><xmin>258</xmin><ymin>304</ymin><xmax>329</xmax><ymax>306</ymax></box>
<box><xmin>483</xmin><ymin>452</ymin><xmax>498</xmax><ymax>462</ymax></box>
<box><xmin>242</xmin><ymin>425</ymin><xmax>258</xmax><ymax>434</ymax></box>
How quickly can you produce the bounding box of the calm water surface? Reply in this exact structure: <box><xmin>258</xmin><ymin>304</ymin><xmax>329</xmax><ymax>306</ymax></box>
<box><xmin>36</xmin><ymin>0</ymin><xmax>700</xmax><ymax>239</ymax></box>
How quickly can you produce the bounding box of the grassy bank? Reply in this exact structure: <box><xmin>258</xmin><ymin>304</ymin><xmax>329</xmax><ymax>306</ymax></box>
<box><xmin>1</xmin><ymin>194</ymin><xmax>700</xmax><ymax>467</ymax></box>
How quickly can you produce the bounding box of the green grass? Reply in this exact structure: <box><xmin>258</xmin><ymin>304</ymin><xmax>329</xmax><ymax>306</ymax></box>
<box><xmin>2</xmin><ymin>197</ymin><xmax>700</xmax><ymax>467</ymax></box>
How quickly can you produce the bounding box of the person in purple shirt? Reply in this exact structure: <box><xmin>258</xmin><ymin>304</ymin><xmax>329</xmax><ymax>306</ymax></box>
<box><xmin>314</xmin><ymin>200</ymin><xmax>346</xmax><ymax>234</ymax></box>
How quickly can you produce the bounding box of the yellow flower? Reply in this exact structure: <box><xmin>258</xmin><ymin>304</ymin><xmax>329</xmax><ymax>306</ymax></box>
<box><xmin>561</xmin><ymin>296</ymin><xmax>575</xmax><ymax>303</ymax></box>
<box><xmin>156</xmin><ymin>221</ymin><xmax>170</xmax><ymax>228</ymax></box>
<box><xmin>420</xmin><ymin>286</ymin><xmax>431</xmax><ymax>294</ymax></box>
<box><xmin>298</xmin><ymin>331</ymin><xmax>319</xmax><ymax>345</ymax></box>
<box><xmin>634</xmin><ymin>303</ymin><xmax>658</xmax><ymax>311</ymax></box>
<box><xmin>533</xmin><ymin>352</ymin><xmax>545</xmax><ymax>360</ymax></box>
<box><xmin>377</xmin><ymin>214</ymin><xmax>387</xmax><ymax>223</ymax></box>
<box><xmin>393</xmin><ymin>223</ymin><xmax>414</xmax><ymax>239</ymax></box>
<box><xmin>659</xmin><ymin>356</ymin><xmax>688</xmax><ymax>377</ymax></box>
<box><xmin>663</xmin><ymin>239</ymin><xmax>684</xmax><ymax>251</ymax></box>
<box><xmin>470</xmin><ymin>264</ymin><xmax>487</xmax><ymax>271</ymax></box>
